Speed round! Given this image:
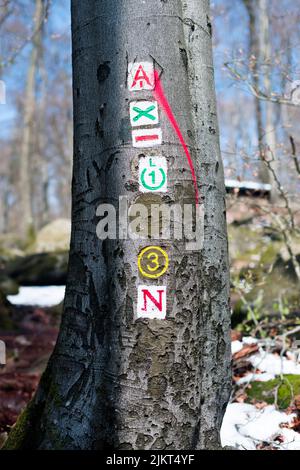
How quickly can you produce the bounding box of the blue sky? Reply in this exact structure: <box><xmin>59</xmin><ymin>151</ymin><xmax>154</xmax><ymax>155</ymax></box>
<box><xmin>2</xmin><ymin>0</ymin><xmax>297</xmax><ymax>181</ymax></box>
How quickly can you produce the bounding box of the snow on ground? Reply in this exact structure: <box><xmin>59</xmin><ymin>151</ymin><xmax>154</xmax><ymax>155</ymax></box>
<box><xmin>7</xmin><ymin>286</ymin><xmax>66</xmax><ymax>307</ymax></box>
<box><xmin>233</xmin><ymin>336</ymin><xmax>300</xmax><ymax>384</ymax></box>
<box><xmin>227</xmin><ymin>337</ymin><xmax>300</xmax><ymax>449</ymax></box>
<box><xmin>236</xmin><ymin>372</ymin><xmax>276</xmax><ymax>385</ymax></box>
<box><xmin>231</xmin><ymin>336</ymin><xmax>258</xmax><ymax>355</ymax></box>
<box><xmin>231</xmin><ymin>340</ymin><xmax>243</xmax><ymax>354</ymax></box>
<box><xmin>250</xmin><ymin>349</ymin><xmax>300</xmax><ymax>376</ymax></box>
<box><xmin>221</xmin><ymin>403</ymin><xmax>300</xmax><ymax>450</ymax></box>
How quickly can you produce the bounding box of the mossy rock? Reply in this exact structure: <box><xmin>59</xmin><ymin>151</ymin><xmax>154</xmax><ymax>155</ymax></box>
<box><xmin>228</xmin><ymin>225</ymin><xmax>269</xmax><ymax>266</ymax></box>
<box><xmin>27</xmin><ymin>219</ymin><xmax>71</xmax><ymax>254</ymax></box>
<box><xmin>6</xmin><ymin>252</ymin><xmax>68</xmax><ymax>286</ymax></box>
<box><xmin>0</xmin><ymin>233</ymin><xmax>26</xmax><ymax>255</ymax></box>
<box><xmin>229</xmin><ymin>223</ymin><xmax>300</xmax><ymax>316</ymax></box>
<box><xmin>246</xmin><ymin>374</ymin><xmax>300</xmax><ymax>409</ymax></box>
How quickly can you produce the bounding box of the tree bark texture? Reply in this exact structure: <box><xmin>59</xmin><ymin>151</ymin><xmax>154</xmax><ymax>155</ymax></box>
<box><xmin>4</xmin><ymin>0</ymin><xmax>231</xmax><ymax>450</ymax></box>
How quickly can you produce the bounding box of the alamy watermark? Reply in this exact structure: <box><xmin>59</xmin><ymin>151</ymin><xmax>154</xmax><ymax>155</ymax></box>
<box><xmin>96</xmin><ymin>196</ymin><xmax>204</xmax><ymax>251</ymax></box>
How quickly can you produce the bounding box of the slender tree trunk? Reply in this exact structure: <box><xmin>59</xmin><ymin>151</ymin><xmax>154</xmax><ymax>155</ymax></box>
<box><xmin>34</xmin><ymin>33</ymin><xmax>49</xmax><ymax>228</ymax></box>
<box><xmin>19</xmin><ymin>0</ymin><xmax>44</xmax><ymax>238</ymax></box>
<box><xmin>244</xmin><ymin>0</ymin><xmax>279</xmax><ymax>197</ymax></box>
<box><xmin>258</xmin><ymin>0</ymin><xmax>279</xmax><ymax>200</ymax></box>
<box><xmin>243</xmin><ymin>0</ymin><xmax>267</xmax><ymax>181</ymax></box>
<box><xmin>4</xmin><ymin>0</ymin><xmax>231</xmax><ymax>450</ymax></box>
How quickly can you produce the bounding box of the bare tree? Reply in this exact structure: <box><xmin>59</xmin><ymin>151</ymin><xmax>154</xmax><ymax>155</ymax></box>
<box><xmin>242</xmin><ymin>0</ymin><xmax>278</xmax><ymax>198</ymax></box>
<box><xmin>4</xmin><ymin>0</ymin><xmax>231</xmax><ymax>450</ymax></box>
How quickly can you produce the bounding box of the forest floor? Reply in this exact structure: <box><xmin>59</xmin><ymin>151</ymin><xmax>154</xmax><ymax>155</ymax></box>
<box><xmin>1</xmin><ymin>291</ymin><xmax>300</xmax><ymax>449</ymax></box>
<box><xmin>0</xmin><ymin>301</ymin><xmax>59</xmax><ymax>447</ymax></box>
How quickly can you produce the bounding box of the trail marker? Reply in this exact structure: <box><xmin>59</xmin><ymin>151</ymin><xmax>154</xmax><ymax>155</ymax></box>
<box><xmin>137</xmin><ymin>285</ymin><xmax>167</xmax><ymax>319</ymax></box>
<box><xmin>138</xmin><ymin>246</ymin><xmax>169</xmax><ymax>279</ymax></box>
<box><xmin>139</xmin><ymin>156</ymin><xmax>167</xmax><ymax>192</ymax></box>
<box><xmin>130</xmin><ymin>100</ymin><xmax>159</xmax><ymax>127</ymax></box>
<box><xmin>132</xmin><ymin>128</ymin><xmax>162</xmax><ymax>148</ymax></box>
<box><xmin>128</xmin><ymin>62</ymin><xmax>155</xmax><ymax>91</ymax></box>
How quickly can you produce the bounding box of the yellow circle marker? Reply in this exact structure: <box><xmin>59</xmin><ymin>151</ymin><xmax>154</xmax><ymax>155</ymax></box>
<box><xmin>138</xmin><ymin>246</ymin><xmax>169</xmax><ymax>279</ymax></box>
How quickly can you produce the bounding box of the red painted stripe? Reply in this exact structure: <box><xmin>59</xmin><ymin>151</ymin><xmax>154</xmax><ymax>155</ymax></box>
<box><xmin>152</xmin><ymin>70</ymin><xmax>199</xmax><ymax>205</ymax></box>
<box><xmin>135</xmin><ymin>134</ymin><xmax>159</xmax><ymax>142</ymax></box>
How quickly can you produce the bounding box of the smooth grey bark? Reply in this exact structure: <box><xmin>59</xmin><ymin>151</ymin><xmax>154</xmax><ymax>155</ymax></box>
<box><xmin>4</xmin><ymin>0</ymin><xmax>231</xmax><ymax>450</ymax></box>
<box><xmin>181</xmin><ymin>0</ymin><xmax>231</xmax><ymax>448</ymax></box>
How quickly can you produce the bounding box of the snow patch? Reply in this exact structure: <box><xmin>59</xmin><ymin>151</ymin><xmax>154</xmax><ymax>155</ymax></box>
<box><xmin>232</xmin><ymin>340</ymin><xmax>243</xmax><ymax>355</ymax></box>
<box><xmin>221</xmin><ymin>403</ymin><xmax>299</xmax><ymax>450</ymax></box>
<box><xmin>8</xmin><ymin>286</ymin><xmax>65</xmax><ymax>307</ymax></box>
<box><xmin>242</xmin><ymin>336</ymin><xmax>258</xmax><ymax>345</ymax></box>
<box><xmin>250</xmin><ymin>349</ymin><xmax>300</xmax><ymax>376</ymax></box>
<box><xmin>236</xmin><ymin>372</ymin><xmax>276</xmax><ymax>385</ymax></box>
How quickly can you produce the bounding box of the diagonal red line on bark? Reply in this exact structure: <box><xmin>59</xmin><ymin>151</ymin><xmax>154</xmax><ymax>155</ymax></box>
<box><xmin>152</xmin><ymin>70</ymin><xmax>199</xmax><ymax>205</ymax></box>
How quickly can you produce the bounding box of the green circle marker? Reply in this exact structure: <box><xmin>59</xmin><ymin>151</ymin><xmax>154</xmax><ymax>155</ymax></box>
<box><xmin>141</xmin><ymin>167</ymin><xmax>166</xmax><ymax>191</ymax></box>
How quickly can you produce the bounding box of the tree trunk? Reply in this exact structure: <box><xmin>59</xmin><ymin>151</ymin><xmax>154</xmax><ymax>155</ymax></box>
<box><xmin>19</xmin><ymin>0</ymin><xmax>44</xmax><ymax>238</ymax></box>
<box><xmin>243</xmin><ymin>0</ymin><xmax>267</xmax><ymax>182</ymax></box>
<box><xmin>244</xmin><ymin>0</ymin><xmax>279</xmax><ymax>197</ymax></box>
<box><xmin>258</xmin><ymin>0</ymin><xmax>279</xmax><ymax>201</ymax></box>
<box><xmin>4</xmin><ymin>0</ymin><xmax>231</xmax><ymax>450</ymax></box>
<box><xmin>34</xmin><ymin>35</ymin><xmax>50</xmax><ymax>229</ymax></box>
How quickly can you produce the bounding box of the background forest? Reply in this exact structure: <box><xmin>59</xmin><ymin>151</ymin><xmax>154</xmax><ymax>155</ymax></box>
<box><xmin>1</xmin><ymin>0</ymin><xmax>300</xmax><ymax>450</ymax></box>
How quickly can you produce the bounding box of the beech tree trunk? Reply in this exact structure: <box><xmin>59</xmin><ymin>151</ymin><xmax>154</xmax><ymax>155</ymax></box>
<box><xmin>4</xmin><ymin>0</ymin><xmax>231</xmax><ymax>450</ymax></box>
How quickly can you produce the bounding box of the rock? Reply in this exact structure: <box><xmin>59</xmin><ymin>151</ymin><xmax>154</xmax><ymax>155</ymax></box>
<box><xmin>0</xmin><ymin>234</ymin><xmax>25</xmax><ymax>256</ymax></box>
<box><xmin>6</xmin><ymin>252</ymin><xmax>68</xmax><ymax>286</ymax></box>
<box><xmin>27</xmin><ymin>219</ymin><xmax>71</xmax><ymax>254</ymax></box>
<box><xmin>229</xmin><ymin>223</ymin><xmax>300</xmax><ymax>317</ymax></box>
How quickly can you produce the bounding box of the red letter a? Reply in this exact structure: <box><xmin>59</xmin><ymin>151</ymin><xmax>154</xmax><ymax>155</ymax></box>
<box><xmin>131</xmin><ymin>65</ymin><xmax>152</xmax><ymax>89</ymax></box>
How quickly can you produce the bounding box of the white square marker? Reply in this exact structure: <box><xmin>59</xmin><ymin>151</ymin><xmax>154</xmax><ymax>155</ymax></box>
<box><xmin>128</xmin><ymin>62</ymin><xmax>155</xmax><ymax>91</ymax></box>
<box><xmin>132</xmin><ymin>128</ymin><xmax>162</xmax><ymax>148</ymax></box>
<box><xmin>137</xmin><ymin>285</ymin><xmax>167</xmax><ymax>319</ymax></box>
<box><xmin>130</xmin><ymin>100</ymin><xmax>159</xmax><ymax>127</ymax></box>
<box><xmin>139</xmin><ymin>156</ymin><xmax>167</xmax><ymax>192</ymax></box>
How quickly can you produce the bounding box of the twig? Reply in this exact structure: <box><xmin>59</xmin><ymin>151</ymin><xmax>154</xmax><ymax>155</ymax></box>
<box><xmin>224</xmin><ymin>62</ymin><xmax>300</xmax><ymax>108</ymax></box>
<box><xmin>290</xmin><ymin>135</ymin><xmax>300</xmax><ymax>176</ymax></box>
<box><xmin>0</xmin><ymin>0</ymin><xmax>51</xmax><ymax>71</ymax></box>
